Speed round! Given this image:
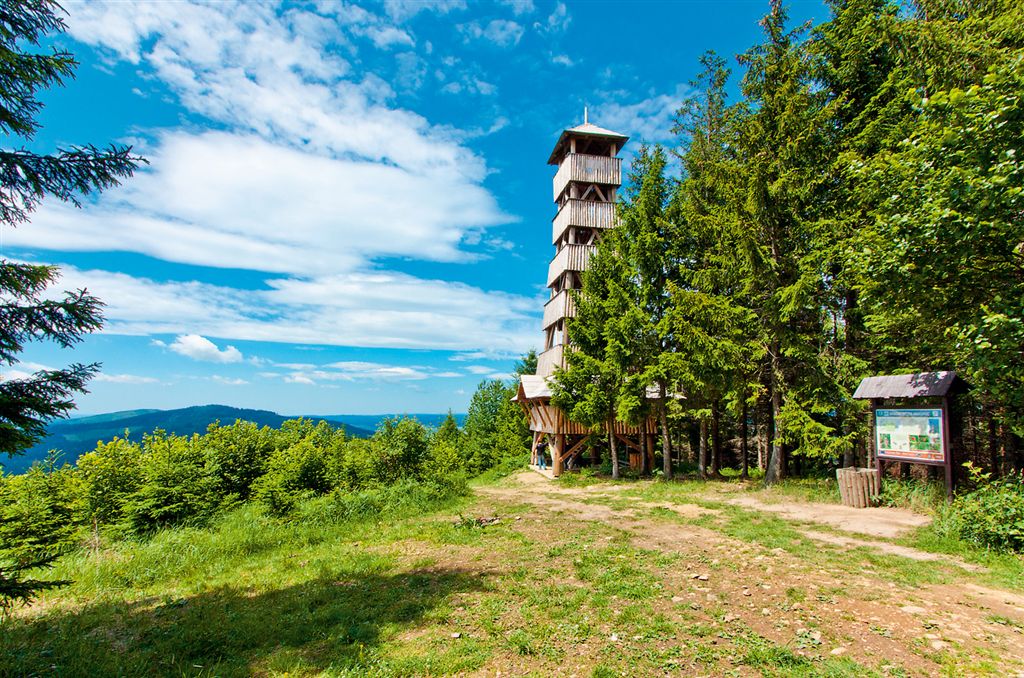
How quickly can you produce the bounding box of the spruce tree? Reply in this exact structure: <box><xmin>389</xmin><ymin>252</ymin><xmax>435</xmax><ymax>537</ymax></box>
<box><xmin>1</xmin><ymin>0</ymin><xmax>142</xmax><ymax>608</ymax></box>
<box><xmin>733</xmin><ymin>1</ymin><xmax>829</xmax><ymax>483</ymax></box>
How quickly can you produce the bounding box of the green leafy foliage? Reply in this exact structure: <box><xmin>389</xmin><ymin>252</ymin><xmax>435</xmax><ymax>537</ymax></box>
<box><xmin>122</xmin><ymin>432</ymin><xmax>222</xmax><ymax>533</ymax></box>
<box><xmin>0</xmin><ymin>456</ymin><xmax>75</xmax><ymax>613</ymax></box>
<box><xmin>462</xmin><ymin>378</ymin><xmax>530</xmax><ymax>475</ymax></box>
<box><xmin>73</xmin><ymin>436</ymin><xmax>143</xmax><ymax>526</ymax></box>
<box><xmin>944</xmin><ymin>464</ymin><xmax>1024</xmax><ymax>552</ymax></box>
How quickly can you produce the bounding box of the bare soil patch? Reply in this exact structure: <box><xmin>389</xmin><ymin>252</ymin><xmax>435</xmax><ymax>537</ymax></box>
<box><xmin>799</xmin><ymin>529</ymin><xmax>986</xmax><ymax>571</ymax></box>
<box><xmin>726</xmin><ymin>494</ymin><xmax>931</xmax><ymax>538</ymax></box>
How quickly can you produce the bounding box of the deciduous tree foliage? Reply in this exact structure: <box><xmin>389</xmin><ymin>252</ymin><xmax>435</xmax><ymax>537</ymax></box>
<box><xmin>0</xmin><ymin>0</ymin><xmax>142</xmax><ymax>608</ymax></box>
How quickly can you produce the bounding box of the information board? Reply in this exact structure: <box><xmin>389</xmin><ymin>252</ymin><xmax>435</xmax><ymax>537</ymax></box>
<box><xmin>875</xmin><ymin>408</ymin><xmax>945</xmax><ymax>463</ymax></box>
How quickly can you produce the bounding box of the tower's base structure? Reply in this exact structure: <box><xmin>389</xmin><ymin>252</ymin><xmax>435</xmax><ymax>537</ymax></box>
<box><xmin>517</xmin><ymin>375</ymin><xmax>659</xmax><ymax>476</ymax></box>
<box><xmin>516</xmin><ymin>118</ymin><xmax>659</xmax><ymax>477</ymax></box>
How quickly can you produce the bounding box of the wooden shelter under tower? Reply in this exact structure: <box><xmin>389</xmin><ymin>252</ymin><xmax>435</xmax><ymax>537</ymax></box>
<box><xmin>516</xmin><ymin>117</ymin><xmax>659</xmax><ymax>476</ymax></box>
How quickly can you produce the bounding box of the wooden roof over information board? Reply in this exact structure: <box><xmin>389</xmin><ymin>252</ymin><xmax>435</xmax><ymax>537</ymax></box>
<box><xmin>852</xmin><ymin>371</ymin><xmax>967</xmax><ymax>400</ymax></box>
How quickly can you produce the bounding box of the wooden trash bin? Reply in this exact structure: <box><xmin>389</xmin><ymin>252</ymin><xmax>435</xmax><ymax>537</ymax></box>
<box><xmin>836</xmin><ymin>467</ymin><xmax>880</xmax><ymax>508</ymax></box>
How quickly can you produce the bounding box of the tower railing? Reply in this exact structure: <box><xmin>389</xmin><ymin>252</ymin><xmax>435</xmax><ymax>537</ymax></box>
<box><xmin>542</xmin><ymin>289</ymin><xmax>577</xmax><ymax>330</ymax></box>
<box><xmin>536</xmin><ymin>344</ymin><xmax>565</xmax><ymax>377</ymax></box>
<box><xmin>552</xmin><ymin>199</ymin><xmax>616</xmax><ymax>244</ymax></box>
<box><xmin>546</xmin><ymin>243</ymin><xmax>596</xmax><ymax>286</ymax></box>
<box><xmin>552</xmin><ymin>153</ymin><xmax>622</xmax><ymax>202</ymax></box>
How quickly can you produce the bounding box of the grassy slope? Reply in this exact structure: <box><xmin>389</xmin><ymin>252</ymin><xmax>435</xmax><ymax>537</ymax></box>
<box><xmin>3</xmin><ymin>472</ymin><xmax>1023</xmax><ymax>677</ymax></box>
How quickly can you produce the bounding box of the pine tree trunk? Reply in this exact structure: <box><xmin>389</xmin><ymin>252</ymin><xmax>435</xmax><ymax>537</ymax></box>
<box><xmin>609</xmin><ymin>427</ymin><xmax>620</xmax><ymax>480</ymax></box>
<box><xmin>766</xmin><ymin>351</ymin><xmax>785</xmax><ymax>485</ymax></box>
<box><xmin>740</xmin><ymin>398</ymin><xmax>749</xmax><ymax>479</ymax></box>
<box><xmin>698</xmin><ymin>417</ymin><xmax>708</xmax><ymax>479</ymax></box>
<box><xmin>640</xmin><ymin>430</ymin><xmax>649</xmax><ymax>476</ymax></box>
<box><xmin>758</xmin><ymin>396</ymin><xmax>769</xmax><ymax>471</ymax></box>
<box><xmin>659</xmin><ymin>382</ymin><xmax>672</xmax><ymax>479</ymax></box>
<box><xmin>710</xmin><ymin>400</ymin><xmax>722</xmax><ymax>477</ymax></box>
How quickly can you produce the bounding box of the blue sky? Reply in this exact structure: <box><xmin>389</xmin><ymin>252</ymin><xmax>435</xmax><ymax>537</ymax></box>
<box><xmin>6</xmin><ymin>0</ymin><xmax>828</xmax><ymax>416</ymax></box>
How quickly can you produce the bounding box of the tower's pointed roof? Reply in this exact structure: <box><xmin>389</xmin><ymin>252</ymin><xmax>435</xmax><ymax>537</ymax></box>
<box><xmin>547</xmin><ymin>122</ymin><xmax>629</xmax><ymax>165</ymax></box>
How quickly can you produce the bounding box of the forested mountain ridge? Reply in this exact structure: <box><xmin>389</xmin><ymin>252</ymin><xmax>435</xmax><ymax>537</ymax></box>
<box><xmin>3</xmin><ymin>405</ymin><xmax>384</xmax><ymax>474</ymax></box>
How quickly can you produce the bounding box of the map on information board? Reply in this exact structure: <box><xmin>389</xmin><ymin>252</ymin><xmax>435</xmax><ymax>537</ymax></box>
<box><xmin>875</xmin><ymin>409</ymin><xmax>945</xmax><ymax>463</ymax></box>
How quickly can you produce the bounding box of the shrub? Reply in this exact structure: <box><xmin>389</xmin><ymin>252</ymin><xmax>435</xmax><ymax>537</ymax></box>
<box><xmin>330</xmin><ymin>438</ymin><xmax>376</xmax><ymax>489</ymax></box>
<box><xmin>203</xmin><ymin>420</ymin><xmax>275</xmax><ymax>501</ymax></box>
<box><xmin>0</xmin><ymin>457</ymin><xmax>80</xmax><ymax>564</ymax></box>
<box><xmin>74</xmin><ymin>437</ymin><xmax>143</xmax><ymax>526</ymax></box>
<box><xmin>368</xmin><ymin>417</ymin><xmax>428</xmax><ymax>484</ymax></box>
<box><xmin>252</xmin><ymin>439</ymin><xmax>331</xmax><ymax>516</ymax></box>
<box><xmin>0</xmin><ymin>457</ymin><xmax>78</xmax><ymax>611</ymax></box>
<box><xmin>298</xmin><ymin>478</ymin><xmax>467</xmax><ymax>527</ymax></box>
<box><xmin>122</xmin><ymin>432</ymin><xmax>221</xmax><ymax>533</ymax></box>
<box><xmin>421</xmin><ymin>437</ymin><xmax>467</xmax><ymax>492</ymax></box>
<box><xmin>945</xmin><ymin>464</ymin><xmax>1024</xmax><ymax>553</ymax></box>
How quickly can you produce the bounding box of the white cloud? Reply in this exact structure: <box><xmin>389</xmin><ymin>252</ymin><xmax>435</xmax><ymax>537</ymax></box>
<box><xmin>449</xmin><ymin>349</ymin><xmax>522</xmax><ymax>361</ymax></box>
<box><xmin>382</xmin><ymin>0</ymin><xmax>466</xmax><ymax>22</ymax></box>
<box><xmin>42</xmin><ymin>3</ymin><xmax>512</xmax><ymax>279</ymax></box>
<box><xmin>168</xmin><ymin>334</ymin><xmax>244</xmax><ymax>363</ymax></box>
<box><xmin>1</xmin><ymin>362</ymin><xmax>157</xmax><ymax>385</ymax></box>
<box><xmin>94</xmin><ymin>373</ymin><xmax>160</xmax><ymax>384</ymax></box>
<box><xmin>52</xmin><ymin>266</ymin><xmax>539</xmax><ymax>353</ymax></box>
<box><xmin>361</xmin><ymin>25</ymin><xmax>414</xmax><ymax>48</ymax></box>
<box><xmin>535</xmin><ymin>2</ymin><xmax>570</xmax><ymax>34</ymax></box>
<box><xmin>211</xmin><ymin>375</ymin><xmax>248</xmax><ymax>385</ymax></box>
<box><xmin>458</xmin><ymin>19</ymin><xmax>524</xmax><ymax>47</ymax></box>
<box><xmin>498</xmin><ymin>0</ymin><xmax>535</xmax><ymax>16</ymax></box>
<box><xmin>594</xmin><ymin>84</ymin><xmax>691</xmax><ymax>144</ymax></box>
<box><xmin>466</xmin><ymin>365</ymin><xmax>494</xmax><ymax>374</ymax></box>
<box><xmin>551</xmin><ymin>54</ymin><xmax>574</xmax><ymax>67</ymax></box>
<box><xmin>273</xmin><ymin>359</ymin><xmax>469</xmax><ymax>386</ymax></box>
<box><xmin>13</xmin><ymin>131</ymin><xmax>506</xmax><ymax>275</ymax></box>
<box><xmin>394</xmin><ymin>51</ymin><xmax>427</xmax><ymax>90</ymax></box>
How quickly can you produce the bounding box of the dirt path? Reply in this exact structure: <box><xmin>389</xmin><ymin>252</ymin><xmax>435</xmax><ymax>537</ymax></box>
<box><xmin>467</xmin><ymin>471</ymin><xmax>1024</xmax><ymax>676</ymax></box>
<box><xmin>725</xmin><ymin>494</ymin><xmax>932</xmax><ymax>538</ymax></box>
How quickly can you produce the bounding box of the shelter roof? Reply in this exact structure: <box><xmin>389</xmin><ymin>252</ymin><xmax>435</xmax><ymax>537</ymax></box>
<box><xmin>515</xmin><ymin>374</ymin><xmax>683</xmax><ymax>402</ymax></box>
<box><xmin>547</xmin><ymin>122</ymin><xmax>629</xmax><ymax>164</ymax></box>
<box><xmin>852</xmin><ymin>371</ymin><xmax>967</xmax><ymax>399</ymax></box>
<box><xmin>517</xmin><ymin>374</ymin><xmax>552</xmax><ymax>400</ymax></box>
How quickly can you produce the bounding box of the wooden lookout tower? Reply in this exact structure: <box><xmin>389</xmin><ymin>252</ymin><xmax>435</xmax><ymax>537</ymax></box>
<box><xmin>517</xmin><ymin>116</ymin><xmax>659</xmax><ymax>476</ymax></box>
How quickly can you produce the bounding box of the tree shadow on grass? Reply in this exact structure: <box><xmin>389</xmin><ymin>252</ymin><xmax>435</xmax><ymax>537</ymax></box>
<box><xmin>0</xmin><ymin>567</ymin><xmax>491</xmax><ymax>677</ymax></box>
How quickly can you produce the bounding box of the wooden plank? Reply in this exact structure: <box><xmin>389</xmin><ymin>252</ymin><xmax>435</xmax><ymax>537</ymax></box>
<box><xmin>559</xmin><ymin>436</ymin><xmax>588</xmax><ymax>462</ymax></box>
<box><xmin>614</xmin><ymin>433</ymin><xmax>641</xmax><ymax>452</ymax></box>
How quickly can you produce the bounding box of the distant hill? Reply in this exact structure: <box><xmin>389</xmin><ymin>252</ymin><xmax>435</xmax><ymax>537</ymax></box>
<box><xmin>2</xmin><ymin>405</ymin><xmax>376</xmax><ymax>475</ymax></box>
<box><xmin>322</xmin><ymin>413</ymin><xmax>466</xmax><ymax>431</ymax></box>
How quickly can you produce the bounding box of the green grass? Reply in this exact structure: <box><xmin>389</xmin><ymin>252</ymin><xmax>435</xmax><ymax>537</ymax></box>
<box><xmin>5</xmin><ymin>469</ymin><xmax>1022</xmax><ymax>677</ymax></box>
<box><xmin>2</xmin><ymin>490</ymin><xmax>479</xmax><ymax>677</ymax></box>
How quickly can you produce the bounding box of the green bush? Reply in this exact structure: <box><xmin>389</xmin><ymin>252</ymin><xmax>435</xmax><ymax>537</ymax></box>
<box><xmin>0</xmin><ymin>457</ymin><xmax>80</xmax><ymax>565</ymax></box>
<box><xmin>298</xmin><ymin>478</ymin><xmax>466</xmax><ymax>527</ymax></box>
<box><xmin>122</xmin><ymin>432</ymin><xmax>221</xmax><ymax>533</ymax></box>
<box><xmin>74</xmin><ymin>437</ymin><xmax>143</xmax><ymax>526</ymax></box>
<box><xmin>421</xmin><ymin>437</ymin><xmax>467</xmax><ymax>492</ymax></box>
<box><xmin>368</xmin><ymin>417</ymin><xmax>428</xmax><ymax>484</ymax></box>
<box><xmin>203</xmin><ymin>420</ymin><xmax>275</xmax><ymax>501</ymax></box>
<box><xmin>945</xmin><ymin>465</ymin><xmax>1024</xmax><ymax>553</ymax></box>
<box><xmin>252</xmin><ymin>439</ymin><xmax>331</xmax><ymax>516</ymax></box>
